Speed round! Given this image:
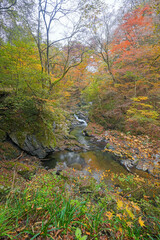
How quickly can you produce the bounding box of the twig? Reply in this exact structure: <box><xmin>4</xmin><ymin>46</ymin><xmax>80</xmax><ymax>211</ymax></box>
<box><xmin>13</xmin><ymin>151</ymin><xmax>24</xmax><ymax>161</ymax></box>
<box><xmin>80</xmin><ymin>191</ymin><xmax>93</xmax><ymax>194</ymax></box>
<box><xmin>11</xmin><ymin>168</ymin><xmax>16</xmax><ymax>191</ymax></box>
<box><xmin>123</xmin><ymin>185</ymin><xmax>142</xmax><ymax>198</ymax></box>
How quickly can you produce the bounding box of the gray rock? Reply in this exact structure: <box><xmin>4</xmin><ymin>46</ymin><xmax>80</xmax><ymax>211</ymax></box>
<box><xmin>136</xmin><ymin>161</ymin><xmax>148</xmax><ymax>171</ymax></box>
<box><xmin>9</xmin><ymin>133</ymin><xmax>54</xmax><ymax>158</ymax></box>
<box><xmin>131</xmin><ymin>156</ymin><xmax>139</xmax><ymax>166</ymax></box>
<box><xmin>108</xmin><ymin>145</ymin><xmax>115</xmax><ymax>150</ymax></box>
<box><xmin>121</xmin><ymin>159</ymin><xmax>133</xmax><ymax>172</ymax></box>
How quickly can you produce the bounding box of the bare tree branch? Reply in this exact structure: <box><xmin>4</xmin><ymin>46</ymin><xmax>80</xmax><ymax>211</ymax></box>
<box><xmin>0</xmin><ymin>0</ymin><xmax>17</xmax><ymax>11</ymax></box>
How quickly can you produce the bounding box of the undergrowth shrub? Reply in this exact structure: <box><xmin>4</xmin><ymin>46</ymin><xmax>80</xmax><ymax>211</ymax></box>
<box><xmin>0</xmin><ymin>170</ymin><xmax>159</xmax><ymax>239</ymax></box>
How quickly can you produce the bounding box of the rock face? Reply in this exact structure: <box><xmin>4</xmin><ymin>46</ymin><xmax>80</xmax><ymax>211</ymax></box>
<box><xmin>9</xmin><ymin>133</ymin><xmax>55</xmax><ymax>158</ymax></box>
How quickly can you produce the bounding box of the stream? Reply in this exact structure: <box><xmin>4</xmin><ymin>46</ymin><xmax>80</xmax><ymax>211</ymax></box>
<box><xmin>42</xmin><ymin>114</ymin><xmax>155</xmax><ymax>183</ymax></box>
<box><xmin>41</xmin><ymin>114</ymin><xmax>159</xmax><ymax>198</ymax></box>
<box><xmin>42</xmin><ymin>114</ymin><xmax>131</xmax><ymax>183</ymax></box>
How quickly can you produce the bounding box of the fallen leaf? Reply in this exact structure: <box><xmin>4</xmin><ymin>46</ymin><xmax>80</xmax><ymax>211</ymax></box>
<box><xmin>138</xmin><ymin>216</ymin><xmax>145</xmax><ymax>227</ymax></box>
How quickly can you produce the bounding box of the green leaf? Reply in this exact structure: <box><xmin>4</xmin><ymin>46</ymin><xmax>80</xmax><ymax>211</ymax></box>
<box><xmin>75</xmin><ymin>227</ymin><xmax>81</xmax><ymax>238</ymax></box>
<box><xmin>81</xmin><ymin>236</ymin><xmax>88</xmax><ymax>240</ymax></box>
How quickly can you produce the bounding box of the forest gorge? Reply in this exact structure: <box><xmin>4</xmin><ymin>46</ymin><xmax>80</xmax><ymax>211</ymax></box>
<box><xmin>0</xmin><ymin>0</ymin><xmax>160</xmax><ymax>239</ymax></box>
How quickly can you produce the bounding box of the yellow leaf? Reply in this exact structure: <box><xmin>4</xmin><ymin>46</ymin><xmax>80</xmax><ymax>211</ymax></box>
<box><xmin>138</xmin><ymin>217</ymin><xmax>145</xmax><ymax>227</ymax></box>
<box><xmin>131</xmin><ymin>202</ymin><xmax>140</xmax><ymax>211</ymax></box>
<box><xmin>116</xmin><ymin>213</ymin><xmax>122</xmax><ymax>219</ymax></box>
<box><xmin>127</xmin><ymin>221</ymin><xmax>132</xmax><ymax>227</ymax></box>
<box><xmin>126</xmin><ymin>206</ymin><xmax>135</xmax><ymax>219</ymax></box>
<box><xmin>106</xmin><ymin>211</ymin><xmax>113</xmax><ymax>220</ymax></box>
<box><xmin>117</xmin><ymin>200</ymin><xmax>123</xmax><ymax>209</ymax></box>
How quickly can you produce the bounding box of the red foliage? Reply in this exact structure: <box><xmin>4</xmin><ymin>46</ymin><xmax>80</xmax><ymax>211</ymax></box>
<box><xmin>112</xmin><ymin>4</ymin><xmax>153</xmax><ymax>53</ymax></box>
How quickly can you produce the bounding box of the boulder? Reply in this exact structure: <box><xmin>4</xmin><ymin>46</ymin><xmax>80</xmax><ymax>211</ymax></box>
<box><xmin>136</xmin><ymin>161</ymin><xmax>149</xmax><ymax>172</ymax></box>
<box><xmin>9</xmin><ymin>132</ymin><xmax>55</xmax><ymax>158</ymax></box>
<box><xmin>121</xmin><ymin>159</ymin><xmax>133</xmax><ymax>172</ymax></box>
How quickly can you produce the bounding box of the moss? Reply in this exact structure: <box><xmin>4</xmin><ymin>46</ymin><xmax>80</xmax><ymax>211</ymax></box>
<box><xmin>14</xmin><ymin>131</ymin><xmax>26</xmax><ymax>145</ymax></box>
<box><xmin>18</xmin><ymin>169</ymin><xmax>35</xmax><ymax>180</ymax></box>
<box><xmin>0</xmin><ymin>185</ymin><xmax>10</xmax><ymax>199</ymax></box>
<box><xmin>0</xmin><ymin>142</ymin><xmax>20</xmax><ymax>160</ymax></box>
<box><xmin>9</xmin><ymin>118</ymin><xmax>56</xmax><ymax>151</ymax></box>
<box><xmin>0</xmin><ymin>130</ymin><xmax>6</xmax><ymax>142</ymax></box>
<box><xmin>4</xmin><ymin>161</ymin><xmax>15</xmax><ymax>169</ymax></box>
<box><xmin>1</xmin><ymin>94</ymin><xmax>57</xmax><ymax>149</ymax></box>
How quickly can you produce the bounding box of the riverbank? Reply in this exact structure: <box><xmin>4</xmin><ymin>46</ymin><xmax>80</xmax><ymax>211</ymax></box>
<box><xmin>0</xmin><ymin>161</ymin><xmax>160</xmax><ymax>239</ymax></box>
<box><xmin>0</xmin><ymin>119</ymin><xmax>160</xmax><ymax>239</ymax></box>
<box><xmin>85</xmin><ymin>122</ymin><xmax>160</xmax><ymax>177</ymax></box>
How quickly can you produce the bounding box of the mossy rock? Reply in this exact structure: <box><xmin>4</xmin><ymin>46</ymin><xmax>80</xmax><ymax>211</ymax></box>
<box><xmin>0</xmin><ymin>142</ymin><xmax>20</xmax><ymax>160</ymax></box>
<box><xmin>0</xmin><ymin>130</ymin><xmax>6</xmax><ymax>142</ymax></box>
<box><xmin>9</xmin><ymin>132</ymin><xmax>55</xmax><ymax>158</ymax></box>
<box><xmin>18</xmin><ymin>169</ymin><xmax>35</xmax><ymax>180</ymax></box>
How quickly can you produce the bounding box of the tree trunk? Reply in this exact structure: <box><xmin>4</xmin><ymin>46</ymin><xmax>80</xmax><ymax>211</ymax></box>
<box><xmin>46</xmin><ymin>29</ymin><xmax>50</xmax><ymax>75</ymax></box>
<box><xmin>37</xmin><ymin>0</ymin><xmax>43</xmax><ymax>73</ymax></box>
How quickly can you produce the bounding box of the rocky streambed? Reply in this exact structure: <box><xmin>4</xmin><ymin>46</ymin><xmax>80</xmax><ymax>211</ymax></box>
<box><xmin>84</xmin><ymin>122</ymin><xmax>160</xmax><ymax>178</ymax></box>
<box><xmin>1</xmin><ymin>109</ymin><xmax>159</xmax><ymax>181</ymax></box>
<box><xmin>41</xmin><ymin>112</ymin><xmax>160</xmax><ymax>179</ymax></box>
<box><xmin>0</xmin><ymin>109</ymin><xmax>159</xmax><ymax>204</ymax></box>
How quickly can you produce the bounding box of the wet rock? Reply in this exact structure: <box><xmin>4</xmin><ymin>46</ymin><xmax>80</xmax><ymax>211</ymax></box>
<box><xmin>130</xmin><ymin>156</ymin><xmax>139</xmax><ymax>167</ymax></box>
<box><xmin>121</xmin><ymin>159</ymin><xmax>133</xmax><ymax>172</ymax></box>
<box><xmin>147</xmin><ymin>158</ymin><xmax>160</xmax><ymax>177</ymax></box>
<box><xmin>83</xmin><ymin>130</ymin><xmax>91</xmax><ymax>137</ymax></box>
<box><xmin>136</xmin><ymin>161</ymin><xmax>149</xmax><ymax>172</ymax></box>
<box><xmin>134</xmin><ymin>148</ymin><xmax>139</xmax><ymax>155</ymax></box>
<box><xmin>75</xmin><ymin>112</ymin><xmax>88</xmax><ymax>122</ymax></box>
<box><xmin>9</xmin><ymin>133</ymin><xmax>55</xmax><ymax>158</ymax></box>
<box><xmin>65</xmin><ymin>147</ymin><xmax>73</xmax><ymax>152</ymax></box>
<box><xmin>96</xmin><ymin>137</ymin><xmax>106</xmax><ymax>142</ymax></box>
<box><xmin>108</xmin><ymin>145</ymin><xmax>115</xmax><ymax>150</ymax></box>
<box><xmin>68</xmin><ymin>163</ymin><xmax>82</xmax><ymax>170</ymax></box>
<box><xmin>56</xmin><ymin>169</ymin><xmax>62</xmax><ymax>175</ymax></box>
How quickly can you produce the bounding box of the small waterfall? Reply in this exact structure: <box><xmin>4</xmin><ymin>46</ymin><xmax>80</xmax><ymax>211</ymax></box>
<box><xmin>74</xmin><ymin>114</ymin><xmax>87</xmax><ymax>126</ymax></box>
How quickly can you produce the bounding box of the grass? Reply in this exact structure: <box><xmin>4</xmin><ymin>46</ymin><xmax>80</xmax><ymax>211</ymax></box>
<box><xmin>0</xmin><ymin>168</ymin><xmax>160</xmax><ymax>239</ymax></box>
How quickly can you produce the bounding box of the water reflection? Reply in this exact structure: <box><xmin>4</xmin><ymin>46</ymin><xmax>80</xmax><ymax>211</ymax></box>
<box><xmin>42</xmin><ymin>114</ymin><xmax>128</xmax><ymax>179</ymax></box>
<box><xmin>42</xmin><ymin>149</ymin><xmax>128</xmax><ymax>178</ymax></box>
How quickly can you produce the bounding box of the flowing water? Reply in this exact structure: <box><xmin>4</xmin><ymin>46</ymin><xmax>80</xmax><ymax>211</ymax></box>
<box><xmin>42</xmin><ymin>115</ymin><xmax>130</xmax><ymax>183</ymax></box>
<box><xmin>41</xmin><ymin>114</ymin><xmax>159</xmax><ymax>199</ymax></box>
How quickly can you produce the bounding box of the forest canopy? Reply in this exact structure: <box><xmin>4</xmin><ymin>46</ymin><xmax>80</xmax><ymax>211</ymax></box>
<box><xmin>0</xmin><ymin>0</ymin><xmax>160</xmax><ymax>138</ymax></box>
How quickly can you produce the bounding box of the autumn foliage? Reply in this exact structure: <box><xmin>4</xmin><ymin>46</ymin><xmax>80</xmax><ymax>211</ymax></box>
<box><xmin>83</xmin><ymin>2</ymin><xmax>160</xmax><ymax>139</ymax></box>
